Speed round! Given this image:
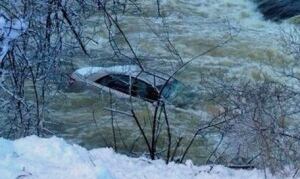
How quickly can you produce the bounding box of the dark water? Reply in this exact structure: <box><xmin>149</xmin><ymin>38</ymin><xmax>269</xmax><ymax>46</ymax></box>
<box><xmin>48</xmin><ymin>0</ymin><xmax>299</xmax><ymax>164</ymax></box>
<box><xmin>257</xmin><ymin>0</ymin><xmax>300</xmax><ymax>21</ymax></box>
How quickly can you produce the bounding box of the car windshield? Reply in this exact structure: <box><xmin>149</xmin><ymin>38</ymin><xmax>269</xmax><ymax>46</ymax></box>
<box><xmin>156</xmin><ymin>79</ymin><xmax>183</xmax><ymax>99</ymax></box>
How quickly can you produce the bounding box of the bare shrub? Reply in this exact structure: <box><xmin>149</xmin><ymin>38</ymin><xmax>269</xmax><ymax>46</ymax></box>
<box><xmin>0</xmin><ymin>0</ymin><xmax>89</xmax><ymax>138</ymax></box>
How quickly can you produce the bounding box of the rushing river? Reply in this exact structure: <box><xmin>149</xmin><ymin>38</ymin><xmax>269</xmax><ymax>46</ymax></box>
<box><xmin>49</xmin><ymin>0</ymin><xmax>299</xmax><ymax>164</ymax></box>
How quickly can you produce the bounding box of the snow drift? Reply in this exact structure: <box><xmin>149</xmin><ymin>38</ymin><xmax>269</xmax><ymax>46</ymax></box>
<box><xmin>0</xmin><ymin>136</ymin><xmax>285</xmax><ymax>179</ymax></box>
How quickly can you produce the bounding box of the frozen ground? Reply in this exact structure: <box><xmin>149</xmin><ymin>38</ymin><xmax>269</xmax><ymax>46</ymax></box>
<box><xmin>0</xmin><ymin>135</ymin><xmax>289</xmax><ymax>179</ymax></box>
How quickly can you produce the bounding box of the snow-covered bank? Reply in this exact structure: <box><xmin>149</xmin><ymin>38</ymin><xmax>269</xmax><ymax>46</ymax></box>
<box><xmin>0</xmin><ymin>136</ymin><xmax>286</xmax><ymax>179</ymax></box>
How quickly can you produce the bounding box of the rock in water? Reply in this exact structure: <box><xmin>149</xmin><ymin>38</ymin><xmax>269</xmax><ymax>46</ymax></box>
<box><xmin>257</xmin><ymin>0</ymin><xmax>300</xmax><ymax>21</ymax></box>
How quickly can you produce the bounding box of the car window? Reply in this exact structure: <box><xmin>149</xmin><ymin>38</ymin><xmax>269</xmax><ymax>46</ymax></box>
<box><xmin>95</xmin><ymin>74</ymin><xmax>159</xmax><ymax>102</ymax></box>
<box><xmin>159</xmin><ymin>80</ymin><xmax>182</xmax><ymax>99</ymax></box>
<box><xmin>137</xmin><ymin>71</ymin><xmax>168</xmax><ymax>86</ymax></box>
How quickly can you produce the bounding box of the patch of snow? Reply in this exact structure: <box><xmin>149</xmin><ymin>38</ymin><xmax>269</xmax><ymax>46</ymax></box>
<box><xmin>0</xmin><ymin>136</ymin><xmax>113</xmax><ymax>179</ymax></box>
<box><xmin>0</xmin><ymin>136</ymin><xmax>288</xmax><ymax>179</ymax></box>
<box><xmin>0</xmin><ymin>13</ymin><xmax>27</xmax><ymax>62</ymax></box>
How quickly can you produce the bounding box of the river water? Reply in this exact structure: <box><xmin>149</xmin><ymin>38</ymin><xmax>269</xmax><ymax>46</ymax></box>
<box><xmin>49</xmin><ymin>0</ymin><xmax>299</xmax><ymax>164</ymax></box>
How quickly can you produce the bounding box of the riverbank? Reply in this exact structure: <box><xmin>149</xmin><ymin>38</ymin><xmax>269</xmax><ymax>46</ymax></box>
<box><xmin>0</xmin><ymin>135</ymin><xmax>289</xmax><ymax>179</ymax></box>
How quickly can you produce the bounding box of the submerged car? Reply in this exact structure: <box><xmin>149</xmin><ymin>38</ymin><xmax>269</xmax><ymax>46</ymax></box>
<box><xmin>69</xmin><ymin>65</ymin><xmax>182</xmax><ymax>102</ymax></box>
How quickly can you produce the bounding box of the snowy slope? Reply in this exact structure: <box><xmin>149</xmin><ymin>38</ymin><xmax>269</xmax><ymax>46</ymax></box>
<box><xmin>0</xmin><ymin>136</ymin><xmax>286</xmax><ymax>179</ymax></box>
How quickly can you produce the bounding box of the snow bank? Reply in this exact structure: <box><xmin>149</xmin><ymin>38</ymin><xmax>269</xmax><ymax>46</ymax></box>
<box><xmin>0</xmin><ymin>13</ymin><xmax>27</xmax><ymax>62</ymax></box>
<box><xmin>0</xmin><ymin>136</ymin><xmax>284</xmax><ymax>179</ymax></box>
<box><xmin>0</xmin><ymin>136</ymin><xmax>112</xmax><ymax>179</ymax></box>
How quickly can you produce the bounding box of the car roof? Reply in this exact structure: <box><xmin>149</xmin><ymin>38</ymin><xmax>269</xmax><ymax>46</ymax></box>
<box><xmin>75</xmin><ymin>65</ymin><xmax>140</xmax><ymax>77</ymax></box>
<box><xmin>74</xmin><ymin>65</ymin><xmax>175</xmax><ymax>86</ymax></box>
